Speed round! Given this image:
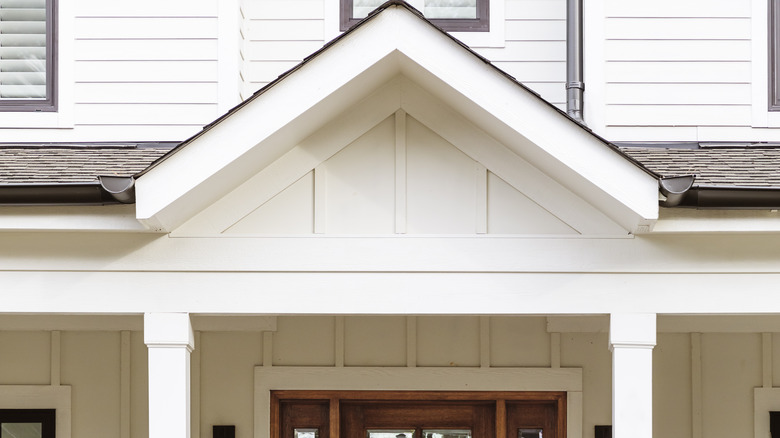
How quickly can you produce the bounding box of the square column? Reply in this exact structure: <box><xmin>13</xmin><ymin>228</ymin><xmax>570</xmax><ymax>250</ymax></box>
<box><xmin>609</xmin><ymin>313</ymin><xmax>656</xmax><ymax>438</ymax></box>
<box><xmin>144</xmin><ymin>313</ymin><xmax>194</xmax><ymax>438</ymax></box>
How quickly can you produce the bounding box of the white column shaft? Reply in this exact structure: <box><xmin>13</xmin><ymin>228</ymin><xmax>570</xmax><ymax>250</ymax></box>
<box><xmin>145</xmin><ymin>313</ymin><xmax>194</xmax><ymax>438</ymax></box>
<box><xmin>610</xmin><ymin>313</ymin><xmax>656</xmax><ymax>438</ymax></box>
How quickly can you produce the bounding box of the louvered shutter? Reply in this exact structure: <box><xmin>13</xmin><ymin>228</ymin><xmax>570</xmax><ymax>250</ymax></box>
<box><xmin>0</xmin><ymin>0</ymin><xmax>49</xmax><ymax>102</ymax></box>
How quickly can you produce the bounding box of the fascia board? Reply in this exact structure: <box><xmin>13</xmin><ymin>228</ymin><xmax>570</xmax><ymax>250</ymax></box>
<box><xmin>135</xmin><ymin>14</ymin><xmax>405</xmax><ymax>231</ymax></box>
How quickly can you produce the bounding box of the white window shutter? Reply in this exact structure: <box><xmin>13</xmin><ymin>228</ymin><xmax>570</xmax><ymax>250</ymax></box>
<box><xmin>0</xmin><ymin>0</ymin><xmax>48</xmax><ymax>100</ymax></box>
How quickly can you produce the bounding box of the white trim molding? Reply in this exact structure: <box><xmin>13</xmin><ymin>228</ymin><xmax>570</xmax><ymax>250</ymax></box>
<box><xmin>254</xmin><ymin>366</ymin><xmax>583</xmax><ymax>438</ymax></box>
<box><xmin>0</xmin><ymin>385</ymin><xmax>71</xmax><ymax>438</ymax></box>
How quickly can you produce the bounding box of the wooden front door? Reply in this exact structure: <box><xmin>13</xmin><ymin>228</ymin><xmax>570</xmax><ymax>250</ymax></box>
<box><xmin>273</xmin><ymin>391</ymin><xmax>565</xmax><ymax>438</ymax></box>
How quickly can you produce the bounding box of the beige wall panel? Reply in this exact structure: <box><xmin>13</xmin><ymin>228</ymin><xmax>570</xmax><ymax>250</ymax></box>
<box><xmin>701</xmin><ymin>333</ymin><xmax>761</xmax><ymax>438</ymax></box>
<box><xmin>273</xmin><ymin>317</ymin><xmax>335</xmax><ymax>366</ymax></box>
<box><xmin>416</xmin><ymin>316</ymin><xmax>480</xmax><ymax>367</ymax></box>
<box><xmin>200</xmin><ymin>332</ymin><xmax>263</xmax><ymax>438</ymax></box>
<box><xmin>61</xmin><ymin>331</ymin><xmax>121</xmax><ymax>438</ymax></box>
<box><xmin>225</xmin><ymin>172</ymin><xmax>314</xmax><ymax>234</ymax></box>
<box><xmin>772</xmin><ymin>334</ymin><xmax>780</xmax><ymax>387</ymax></box>
<box><xmin>653</xmin><ymin>333</ymin><xmax>691</xmax><ymax>438</ymax></box>
<box><xmin>486</xmin><ymin>172</ymin><xmax>577</xmax><ymax>235</ymax></box>
<box><xmin>322</xmin><ymin>116</ymin><xmax>396</xmax><ymax>234</ymax></box>
<box><xmin>561</xmin><ymin>333</ymin><xmax>611</xmax><ymax>438</ymax></box>
<box><xmin>489</xmin><ymin>316</ymin><xmax>550</xmax><ymax>367</ymax></box>
<box><xmin>405</xmin><ymin>116</ymin><xmax>478</xmax><ymax>234</ymax></box>
<box><xmin>344</xmin><ymin>316</ymin><xmax>406</xmax><ymax>366</ymax></box>
<box><xmin>130</xmin><ymin>331</ymin><xmax>149</xmax><ymax>438</ymax></box>
<box><xmin>0</xmin><ymin>331</ymin><xmax>50</xmax><ymax>385</ymax></box>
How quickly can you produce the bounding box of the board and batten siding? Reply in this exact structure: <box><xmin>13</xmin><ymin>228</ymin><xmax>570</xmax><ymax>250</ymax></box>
<box><xmin>241</xmin><ymin>0</ymin><xmax>567</xmax><ymax>108</ymax></box>
<box><xmin>602</xmin><ymin>0</ymin><xmax>753</xmax><ymax>141</ymax></box>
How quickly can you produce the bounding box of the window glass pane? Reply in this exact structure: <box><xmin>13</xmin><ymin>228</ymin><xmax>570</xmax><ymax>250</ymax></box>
<box><xmin>424</xmin><ymin>0</ymin><xmax>477</xmax><ymax>19</ymax></box>
<box><xmin>0</xmin><ymin>0</ymin><xmax>48</xmax><ymax>100</ymax></box>
<box><xmin>518</xmin><ymin>429</ymin><xmax>542</xmax><ymax>438</ymax></box>
<box><xmin>423</xmin><ymin>429</ymin><xmax>471</xmax><ymax>438</ymax></box>
<box><xmin>295</xmin><ymin>429</ymin><xmax>318</xmax><ymax>438</ymax></box>
<box><xmin>2</xmin><ymin>423</ymin><xmax>43</xmax><ymax>438</ymax></box>
<box><xmin>367</xmin><ymin>429</ymin><xmax>415</xmax><ymax>438</ymax></box>
<box><xmin>352</xmin><ymin>0</ymin><xmax>385</xmax><ymax>19</ymax></box>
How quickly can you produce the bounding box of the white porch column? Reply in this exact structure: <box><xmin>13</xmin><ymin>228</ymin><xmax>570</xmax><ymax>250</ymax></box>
<box><xmin>144</xmin><ymin>313</ymin><xmax>194</xmax><ymax>438</ymax></box>
<box><xmin>609</xmin><ymin>313</ymin><xmax>656</xmax><ymax>438</ymax></box>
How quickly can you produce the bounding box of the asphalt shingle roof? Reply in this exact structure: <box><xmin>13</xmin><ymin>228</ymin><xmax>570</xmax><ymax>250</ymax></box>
<box><xmin>0</xmin><ymin>145</ymin><xmax>172</xmax><ymax>184</ymax></box>
<box><xmin>621</xmin><ymin>147</ymin><xmax>780</xmax><ymax>189</ymax></box>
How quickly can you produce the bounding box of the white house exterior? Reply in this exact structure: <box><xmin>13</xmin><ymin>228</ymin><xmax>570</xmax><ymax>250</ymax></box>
<box><xmin>2</xmin><ymin>2</ymin><xmax>780</xmax><ymax>438</ymax></box>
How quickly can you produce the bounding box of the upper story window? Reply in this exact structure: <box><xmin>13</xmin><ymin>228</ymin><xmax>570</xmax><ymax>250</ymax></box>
<box><xmin>340</xmin><ymin>0</ymin><xmax>488</xmax><ymax>32</ymax></box>
<box><xmin>771</xmin><ymin>0</ymin><xmax>780</xmax><ymax>110</ymax></box>
<box><xmin>0</xmin><ymin>0</ymin><xmax>56</xmax><ymax>112</ymax></box>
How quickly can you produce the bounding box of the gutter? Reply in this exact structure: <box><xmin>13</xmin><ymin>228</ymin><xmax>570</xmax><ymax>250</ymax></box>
<box><xmin>660</xmin><ymin>175</ymin><xmax>780</xmax><ymax>209</ymax></box>
<box><xmin>566</xmin><ymin>0</ymin><xmax>584</xmax><ymax>123</ymax></box>
<box><xmin>0</xmin><ymin>176</ymin><xmax>135</xmax><ymax>205</ymax></box>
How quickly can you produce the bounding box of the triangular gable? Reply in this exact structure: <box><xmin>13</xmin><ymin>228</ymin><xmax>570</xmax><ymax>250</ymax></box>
<box><xmin>135</xmin><ymin>2</ymin><xmax>658</xmax><ymax>233</ymax></box>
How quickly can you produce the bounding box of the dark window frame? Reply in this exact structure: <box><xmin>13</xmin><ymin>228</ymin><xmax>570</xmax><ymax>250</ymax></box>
<box><xmin>0</xmin><ymin>0</ymin><xmax>57</xmax><ymax>112</ymax></box>
<box><xmin>340</xmin><ymin>0</ymin><xmax>489</xmax><ymax>33</ymax></box>
<box><xmin>770</xmin><ymin>0</ymin><xmax>780</xmax><ymax>110</ymax></box>
<box><xmin>0</xmin><ymin>408</ymin><xmax>56</xmax><ymax>438</ymax></box>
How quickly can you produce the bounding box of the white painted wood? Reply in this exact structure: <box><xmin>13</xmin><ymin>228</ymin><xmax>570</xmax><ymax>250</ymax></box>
<box><xmin>691</xmin><ymin>333</ymin><xmax>702</xmax><ymax>438</ymax></box>
<box><xmin>606</xmin><ymin>0</ymin><xmax>750</xmax><ymax>18</ymax></box>
<box><xmin>395</xmin><ymin>109</ymin><xmax>408</xmax><ymax>234</ymax></box>
<box><xmin>120</xmin><ymin>331</ymin><xmax>131</xmax><ymax>438</ymax></box>
<box><xmin>253</xmin><ymin>366</ymin><xmax>583</xmax><ymax>438</ymax></box>
<box><xmin>605</xmin><ymin>17</ymin><xmax>750</xmax><ymax>40</ymax></box>
<box><xmin>476</xmin><ymin>164</ymin><xmax>488</xmax><ymax>234</ymax></box>
<box><xmin>247</xmin><ymin>20</ymin><xmax>324</xmax><ymax>40</ymax></box>
<box><xmin>610</xmin><ymin>313</ymin><xmax>656</xmax><ymax>438</ymax></box>
<box><xmin>225</xmin><ymin>172</ymin><xmax>315</xmax><ymax>235</ymax></box>
<box><xmin>75</xmin><ymin>40</ymin><xmax>218</xmax><ymax>61</ymax></box>
<box><xmin>606</xmin><ymin>40</ymin><xmax>750</xmax><ymax>62</ymax></box>
<box><xmin>145</xmin><ymin>313</ymin><xmax>194</xmax><ymax>438</ymax></box>
<box><xmin>218</xmin><ymin>0</ymin><xmax>242</xmax><ymax>113</ymax></box>
<box><xmin>491</xmin><ymin>61</ymin><xmax>565</xmax><ymax>82</ymax></box>
<box><xmin>407</xmin><ymin>316</ymin><xmax>417</xmax><ymax>367</ymax></box>
<box><xmin>50</xmin><ymin>331</ymin><xmax>60</xmax><ymax>386</ymax></box>
<box><xmin>606</xmin><ymin>61</ymin><xmax>750</xmax><ymax>83</ymax></box>
<box><xmin>75</xmin><ymin>104</ymin><xmax>218</xmax><ymax>126</ymax></box>
<box><xmin>550</xmin><ymin>315</ymin><xmax>780</xmax><ymax>334</ymax></box>
<box><xmin>247</xmin><ymin>1</ymin><xmax>324</xmax><ymax>19</ymax></box>
<box><xmin>192</xmin><ymin>331</ymin><xmax>201</xmax><ymax>438</ymax></box>
<box><xmin>505</xmin><ymin>0</ymin><xmax>565</xmax><ymax>20</ymax></box>
<box><xmin>504</xmin><ymin>20</ymin><xmax>565</xmax><ymax>41</ymax></box>
<box><xmin>244</xmin><ymin>60</ymin><xmax>301</xmax><ymax>83</ymax></box>
<box><xmin>0</xmin><ymin>386</ymin><xmax>71</xmax><ymax>438</ymax></box>
<box><xmin>75</xmin><ymin>61</ymin><xmax>218</xmax><ymax>82</ymax></box>
<box><xmin>173</xmin><ymin>78</ymin><xmax>400</xmax><ymax>235</ymax></box>
<box><xmin>606</xmin><ymin>83</ymin><xmax>751</xmax><ymax>106</ymax></box>
<box><xmin>74</xmin><ymin>0</ymin><xmax>217</xmax><ymax>17</ymax></box>
<box><xmin>475</xmin><ymin>41</ymin><xmax>565</xmax><ymax>62</ymax></box>
<box><xmin>75</xmin><ymin>83</ymin><xmax>218</xmax><ymax>104</ymax></box>
<box><xmin>605</xmin><ymin>105</ymin><xmax>751</xmax><ymax>127</ymax></box>
<box><xmin>765</xmin><ymin>333</ymin><xmax>773</xmax><ymax>388</ymax></box>
<box><xmin>313</xmin><ymin>167</ymin><xmax>328</xmax><ymax>234</ymax></box>
<box><xmin>246</xmin><ymin>41</ymin><xmax>327</xmax><ymax>61</ymax></box>
<box><xmin>74</xmin><ymin>17</ymin><xmax>218</xmax><ymax>39</ymax></box>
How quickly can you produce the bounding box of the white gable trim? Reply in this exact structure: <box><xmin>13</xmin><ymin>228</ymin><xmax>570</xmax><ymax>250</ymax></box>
<box><xmin>136</xmin><ymin>5</ymin><xmax>657</xmax><ymax>233</ymax></box>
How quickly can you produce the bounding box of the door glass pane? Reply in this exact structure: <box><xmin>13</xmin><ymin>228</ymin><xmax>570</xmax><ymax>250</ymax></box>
<box><xmin>295</xmin><ymin>429</ymin><xmax>318</xmax><ymax>438</ymax></box>
<box><xmin>423</xmin><ymin>429</ymin><xmax>471</xmax><ymax>438</ymax></box>
<box><xmin>352</xmin><ymin>0</ymin><xmax>385</xmax><ymax>19</ymax></box>
<box><xmin>367</xmin><ymin>430</ymin><xmax>415</xmax><ymax>438</ymax></box>
<box><xmin>424</xmin><ymin>0</ymin><xmax>477</xmax><ymax>19</ymax></box>
<box><xmin>2</xmin><ymin>423</ymin><xmax>43</xmax><ymax>438</ymax></box>
<box><xmin>518</xmin><ymin>429</ymin><xmax>542</xmax><ymax>438</ymax></box>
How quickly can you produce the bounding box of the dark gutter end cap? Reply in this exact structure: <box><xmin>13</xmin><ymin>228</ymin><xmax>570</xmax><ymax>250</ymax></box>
<box><xmin>99</xmin><ymin>176</ymin><xmax>135</xmax><ymax>204</ymax></box>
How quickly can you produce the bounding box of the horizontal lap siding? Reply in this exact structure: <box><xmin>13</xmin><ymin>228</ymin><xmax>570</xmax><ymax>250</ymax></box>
<box><xmin>73</xmin><ymin>1</ymin><xmax>220</xmax><ymax>136</ymax></box>
<box><xmin>477</xmin><ymin>0</ymin><xmax>566</xmax><ymax>108</ymax></box>
<box><xmin>604</xmin><ymin>0</ymin><xmax>752</xmax><ymax>131</ymax></box>
<box><xmin>242</xmin><ymin>0</ymin><xmax>326</xmax><ymax>99</ymax></box>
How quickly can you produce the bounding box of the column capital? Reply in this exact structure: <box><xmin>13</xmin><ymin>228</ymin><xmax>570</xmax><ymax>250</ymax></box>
<box><xmin>609</xmin><ymin>313</ymin><xmax>656</xmax><ymax>350</ymax></box>
<box><xmin>144</xmin><ymin>313</ymin><xmax>194</xmax><ymax>351</ymax></box>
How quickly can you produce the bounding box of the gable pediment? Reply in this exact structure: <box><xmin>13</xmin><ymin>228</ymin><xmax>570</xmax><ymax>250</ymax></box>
<box><xmin>136</xmin><ymin>4</ymin><xmax>658</xmax><ymax>234</ymax></box>
<box><xmin>173</xmin><ymin>78</ymin><xmax>625</xmax><ymax>236</ymax></box>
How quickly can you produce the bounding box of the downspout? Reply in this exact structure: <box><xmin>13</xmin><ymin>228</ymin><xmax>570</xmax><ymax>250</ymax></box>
<box><xmin>566</xmin><ymin>0</ymin><xmax>585</xmax><ymax>123</ymax></box>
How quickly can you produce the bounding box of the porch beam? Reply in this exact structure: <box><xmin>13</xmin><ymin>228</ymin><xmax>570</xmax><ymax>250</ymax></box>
<box><xmin>610</xmin><ymin>313</ymin><xmax>656</xmax><ymax>438</ymax></box>
<box><xmin>144</xmin><ymin>312</ymin><xmax>194</xmax><ymax>438</ymax></box>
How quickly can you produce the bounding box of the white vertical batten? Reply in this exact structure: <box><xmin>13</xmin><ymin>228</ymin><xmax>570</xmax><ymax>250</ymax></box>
<box><xmin>406</xmin><ymin>316</ymin><xmax>417</xmax><ymax>367</ymax></box>
<box><xmin>335</xmin><ymin>316</ymin><xmax>345</xmax><ymax>367</ymax></box>
<box><xmin>764</xmin><ymin>333</ymin><xmax>773</xmax><ymax>388</ymax></box>
<box><xmin>192</xmin><ymin>331</ymin><xmax>202</xmax><ymax>438</ymax></box>
<box><xmin>218</xmin><ymin>0</ymin><xmax>241</xmax><ymax>113</ymax></box>
<box><xmin>609</xmin><ymin>313</ymin><xmax>656</xmax><ymax>438</ymax></box>
<box><xmin>144</xmin><ymin>313</ymin><xmax>194</xmax><ymax>438</ymax></box>
<box><xmin>314</xmin><ymin>166</ymin><xmax>328</xmax><ymax>233</ymax></box>
<box><xmin>120</xmin><ymin>331</ymin><xmax>131</xmax><ymax>438</ymax></box>
<box><xmin>476</xmin><ymin>163</ymin><xmax>487</xmax><ymax>234</ymax></box>
<box><xmin>263</xmin><ymin>331</ymin><xmax>274</xmax><ymax>367</ymax></box>
<box><xmin>582</xmin><ymin>0</ymin><xmax>606</xmax><ymax>135</ymax></box>
<box><xmin>50</xmin><ymin>330</ymin><xmax>61</xmax><ymax>386</ymax></box>
<box><xmin>551</xmin><ymin>332</ymin><xmax>561</xmax><ymax>368</ymax></box>
<box><xmin>691</xmin><ymin>332</ymin><xmax>702</xmax><ymax>438</ymax></box>
<box><xmin>480</xmin><ymin>316</ymin><xmax>490</xmax><ymax>368</ymax></box>
<box><xmin>395</xmin><ymin>109</ymin><xmax>407</xmax><ymax>234</ymax></box>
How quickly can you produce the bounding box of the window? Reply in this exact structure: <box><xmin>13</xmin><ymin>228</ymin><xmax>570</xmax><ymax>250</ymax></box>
<box><xmin>771</xmin><ymin>0</ymin><xmax>780</xmax><ymax>110</ymax></box>
<box><xmin>0</xmin><ymin>0</ymin><xmax>56</xmax><ymax>112</ymax></box>
<box><xmin>0</xmin><ymin>409</ymin><xmax>56</xmax><ymax>438</ymax></box>
<box><xmin>273</xmin><ymin>391</ymin><xmax>565</xmax><ymax>438</ymax></box>
<box><xmin>340</xmin><ymin>0</ymin><xmax>488</xmax><ymax>32</ymax></box>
